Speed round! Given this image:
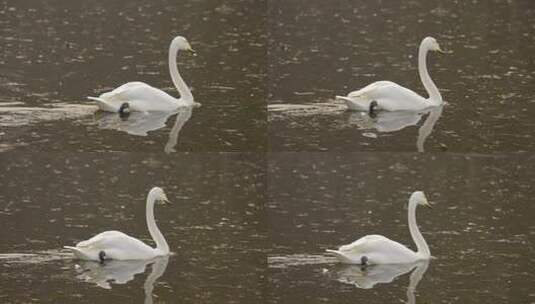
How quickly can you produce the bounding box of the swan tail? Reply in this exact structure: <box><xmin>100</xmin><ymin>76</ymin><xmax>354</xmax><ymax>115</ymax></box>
<box><xmin>63</xmin><ymin>246</ymin><xmax>93</xmax><ymax>260</ymax></box>
<box><xmin>335</xmin><ymin>95</ymin><xmax>354</xmax><ymax>103</ymax></box>
<box><xmin>335</xmin><ymin>96</ymin><xmax>369</xmax><ymax>111</ymax></box>
<box><xmin>87</xmin><ymin>96</ymin><xmax>118</xmax><ymax>112</ymax></box>
<box><xmin>326</xmin><ymin>249</ymin><xmax>358</xmax><ymax>264</ymax></box>
<box><xmin>87</xmin><ymin>96</ymin><xmax>105</xmax><ymax>102</ymax></box>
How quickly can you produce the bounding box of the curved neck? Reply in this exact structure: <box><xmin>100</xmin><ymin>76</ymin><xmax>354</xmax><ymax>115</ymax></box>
<box><xmin>408</xmin><ymin>200</ymin><xmax>430</xmax><ymax>258</ymax></box>
<box><xmin>146</xmin><ymin>195</ymin><xmax>169</xmax><ymax>254</ymax></box>
<box><xmin>169</xmin><ymin>42</ymin><xmax>193</xmax><ymax>102</ymax></box>
<box><xmin>418</xmin><ymin>44</ymin><xmax>442</xmax><ymax>104</ymax></box>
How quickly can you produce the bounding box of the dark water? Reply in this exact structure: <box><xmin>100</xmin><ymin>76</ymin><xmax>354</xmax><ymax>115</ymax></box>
<box><xmin>1</xmin><ymin>1</ymin><xmax>534</xmax><ymax>303</ymax></box>
<box><xmin>267</xmin><ymin>153</ymin><xmax>535</xmax><ymax>303</ymax></box>
<box><xmin>0</xmin><ymin>0</ymin><xmax>266</xmax><ymax>152</ymax></box>
<box><xmin>268</xmin><ymin>0</ymin><xmax>535</xmax><ymax>152</ymax></box>
<box><xmin>0</xmin><ymin>153</ymin><xmax>266</xmax><ymax>303</ymax></box>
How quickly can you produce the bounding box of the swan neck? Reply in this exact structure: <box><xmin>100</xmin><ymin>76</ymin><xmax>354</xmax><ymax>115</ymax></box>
<box><xmin>146</xmin><ymin>194</ymin><xmax>169</xmax><ymax>254</ymax></box>
<box><xmin>418</xmin><ymin>44</ymin><xmax>442</xmax><ymax>104</ymax></box>
<box><xmin>408</xmin><ymin>199</ymin><xmax>430</xmax><ymax>258</ymax></box>
<box><xmin>169</xmin><ymin>42</ymin><xmax>193</xmax><ymax>102</ymax></box>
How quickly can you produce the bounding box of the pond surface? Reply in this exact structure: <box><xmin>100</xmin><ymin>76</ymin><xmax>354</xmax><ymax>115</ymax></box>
<box><xmin>0</xmin><ymin>153</ymin><xmax>266</xmax><ymax>303</ymax></box>
<box><xmin>268</xmin><ymin>0</ymin><xmax>535</xmax><ymax>152</ymax></box>
<box><xmin>1</xmin><ymin>1</ymin><xmax>534</xmax><ymax>303</ymax></box>
<box><xmin>0</xmin><ymin>0</ymin><xmax>266</xmax><ymax>152</ymax></box>
<box><xmin>267</xmin><ymin>153</ymin><xmax>535</xmax><ymax>303</ymax></box>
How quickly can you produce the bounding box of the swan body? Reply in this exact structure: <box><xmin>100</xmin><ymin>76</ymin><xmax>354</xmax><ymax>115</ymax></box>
<box><xmin>337</xmin><ymin>81</ymin><xmax>430</xmax><ymax>112</ymax></box>
<box><xmin>64</xmin><ymin>187</ymin><xmax>171</xmax><ymax>261</ymax></box>
<box><xmin>327</xmin><ymin>235</ymin><xmax>423</xmax><ymax>265</ymax></box>
<box><xmin>327</xmin><ymin>191</ymin><xmax>432</xmax><ymax>265</ymax></box>
<box><xmin>336</xmin><ymin>37</ymin><xmax>445</xmax><ymax>112</ymax></box>
<box><xmin>89</xmin><ymin>82</ymin><xmax>187</xmax><ymax>112</ymax></box>
<box><xmin>89</xmin><ymin>36</ymin><xmax>197</xmax><ymax>113</ymax></box>
<box><xmin>64</xmin><ymin>231</ymin><xmax>162</xmax><ymax>261</ymax></box>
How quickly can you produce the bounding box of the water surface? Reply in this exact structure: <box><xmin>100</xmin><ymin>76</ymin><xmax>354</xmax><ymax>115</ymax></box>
<box><xmin>268</xmin><ymin>0</ymin><xmax>535</xmax><ymax>152</ymax></box>
<box><xmin>267</xmin><ymin>153</ymin><xmax>535</xmax><ymax>303</ymax></box>
<box><xmin>0</xmin><ymin>0</ymin><xmax>266</xmax><ymax>152</ymax></box>
<box><xmin>0</xmin><ymin>153</ymin><xmax>266</xmax><ymax>303</ymax></box>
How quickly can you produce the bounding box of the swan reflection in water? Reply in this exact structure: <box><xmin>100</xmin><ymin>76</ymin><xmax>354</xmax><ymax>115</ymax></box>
<box><xmin>333</xmin><ymin>260</ymin><xmax>429</xmax><ymax>304</ymax></box>
<box><xmin>348</xmin><ymin>105</ymin><xmax>443</xmax><ymax>152</ymax></box>
<box><xmin>96</xmin><ymin>105</ymin><xmax>194</xmax><ymax>153</ymax></box>
<box><xmin>74</xmin><ymin>256</ymin><xmax>169</xmax><ymax>304</ymax></box>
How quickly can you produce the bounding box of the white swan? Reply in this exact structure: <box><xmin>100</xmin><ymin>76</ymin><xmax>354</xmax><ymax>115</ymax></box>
<box><xmin>327</xmin><ymin>191</ymin><xmax>432</xmax><ymax>264</ymax></box>
<box><xmin>88</xmin><ymin>36</ymin><xmax>197</xmax><ymax>113</ymax></box>
<box><xmin>64</xmin><ymin>187</ymin><xmax>171</xmax><ymax>261</ymax></box>
<box><xmin>336</xmin><ymin>37</ymin><xmax>445</xmax><ymax>112</ymax></box>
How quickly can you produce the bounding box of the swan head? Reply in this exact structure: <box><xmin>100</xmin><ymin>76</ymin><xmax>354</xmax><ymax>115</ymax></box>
<box><xmin>172</xmin><ymin>36</ymin><xmax>196</xmax><ymax>55</ymax></box>
<box><xmin>422</xmin><ymin>37</ymin><xmax>445</xmax><ymax>54</ymax></box>
<box><xmin>149</xmin><ymin>187</ymin><xmax>170</xmax><ymax>204</ymax></box>
<box><xmin>410</xmin><ymin>191</ymin><xmax>432</xmax><ymax>208</ymax></box>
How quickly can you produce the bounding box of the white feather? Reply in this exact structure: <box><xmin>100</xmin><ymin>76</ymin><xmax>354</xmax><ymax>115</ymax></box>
<box><xmin>89</xmin><ymin>36</ymin><xmax>197</xmax><ymax>113</ymax></box>
<box><xmin>337</xmin><ymin>37</ymin><xmax>445</xmax><ymax>112</ymax></box>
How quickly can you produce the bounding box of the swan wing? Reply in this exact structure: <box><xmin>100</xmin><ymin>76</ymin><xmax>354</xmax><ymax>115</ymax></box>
<box><xmin>89</xmin><ymin>82</ymin><xmax>150</xmax><ymax>112</ymax></box>
<box><xmin>347</xmin><ymin>81</ymin><xmax>397</xmax><ymax>98</ymax></box>
<box><xmin>337</xmin><ymin>82</ymin><xmax>403</xmax><ymax>111</ymax></box>
<box><xmin>338</xmin><ymin>234</ymin><xmax>390</xmax><ymax>253</ymax></box>
<box><xmin>344</xmin><ymin>81</ymin><xmax>429</xmax><ymax>112</ymax></box>
<box><xmin>75</xmin><ymin>230</ymin><xmax>131</xmax><ymax>248</ymax></box>
<box><xmin>120</xmin><ymin>86</ymin><xmax>180</xmax><ymax>112</ymax></box>
<box><xmin>327</xmin><ymin>235</ymin><xmax>389</xmax><ymax>264</ymax></box>
<box><xmin>99</xmin><ymin>82</ymin><xmax>152</xmax><ymax>101</ymax></box>
<box><xmin>92</xmin><ymin>82</ymin><xmax>182</xmax><ymax>112</ymax></box>
<box><xmin>330</xmin><ymin>234</ymin><xmax>417</xmax><ymax>264</ymax></box>
<box><xmin>67</xmin><ymin>230</ymin><xmax>156</xmax><ymax>260</ymax></box>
